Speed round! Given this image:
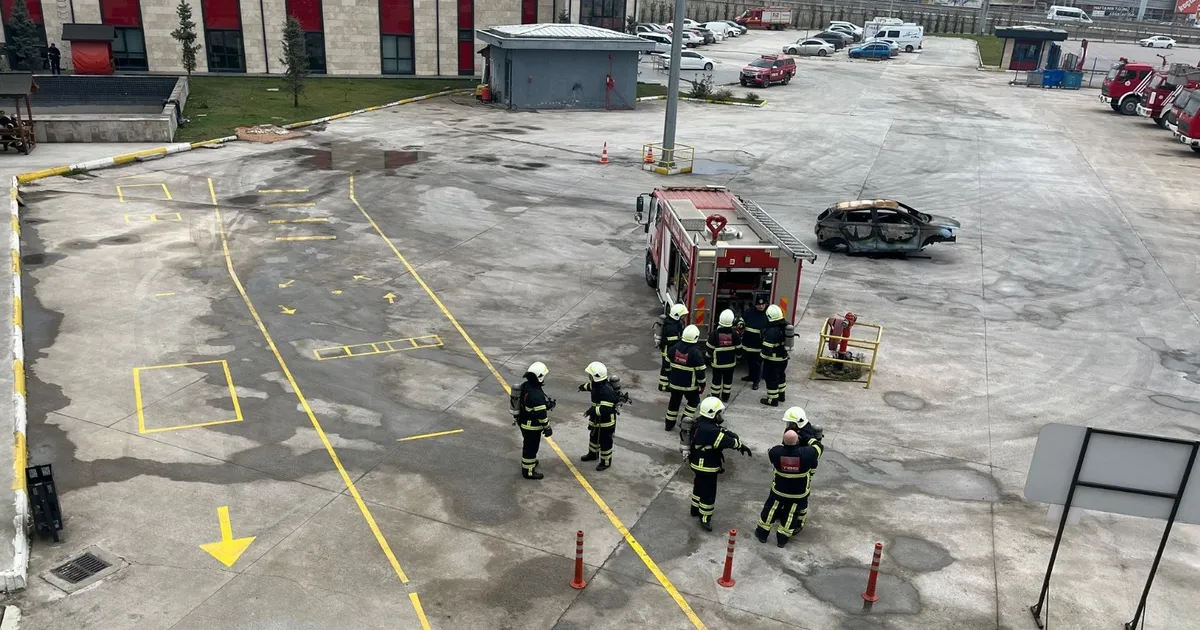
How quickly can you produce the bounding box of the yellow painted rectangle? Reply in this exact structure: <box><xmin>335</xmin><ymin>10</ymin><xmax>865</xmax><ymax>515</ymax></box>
<box><xmin>133</xmin><ymin>359</ymin><xmax>243</xmax><ymax>434</ymax></box>
<box><xmin>276</xmin><ymin>235</ymin><xmax>336</xmax><ymax>242</ymax></box>
<box><xmin>313</xmin><ymin>334</ymin><xmax>442</xmax><ymax>361</ymax></box>
<box><xmin>116</xmin><ymin>183</ymin><xmax>171</xmax><ymax>203</ymax></box>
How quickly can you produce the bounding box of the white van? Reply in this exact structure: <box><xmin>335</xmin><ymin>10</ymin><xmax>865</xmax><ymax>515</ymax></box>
<box><xmin>871</xmin><ymin>24</ymin><xmax>924</xmax><ymax>52</ymax></box>
<box><xmin>1046</xmin><ymin>5</ymin><xmax>1094</xmax><ymax>23</ymax></box>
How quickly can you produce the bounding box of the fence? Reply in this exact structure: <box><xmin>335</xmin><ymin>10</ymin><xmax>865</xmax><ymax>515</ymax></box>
<box><xmin>1007</xmin><ymin>59</ymin><xmax>1108</xmax><ymax>88</ymax></box>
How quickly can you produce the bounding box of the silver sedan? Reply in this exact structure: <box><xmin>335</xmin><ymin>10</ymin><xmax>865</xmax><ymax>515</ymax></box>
<box><xmin>783</xmin><ymin>38</ymin><xmax>836</xmax><ymax>57</ymax></box>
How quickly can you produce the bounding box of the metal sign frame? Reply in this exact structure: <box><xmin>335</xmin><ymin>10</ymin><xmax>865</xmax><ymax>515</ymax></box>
<box><xmin>1028</xmin><ymin>427</ymin><xmax>1199</xmax><ymax>630</ymax></box>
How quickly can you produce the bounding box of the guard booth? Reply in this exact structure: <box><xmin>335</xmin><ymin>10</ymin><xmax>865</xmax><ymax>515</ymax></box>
<box><xmin>61</xmin><ymin>24</ymin><xmax>116</xmax><ymax>75</ymax></box>
<box><xmin>0</xmin><ymin>72</ymin><xmax>37</xmax><ymax>154</ymax></box>
<box><xmin>994</xmin><ymin>26</ymin><xmax>1069</xmax><ymax>71</ymax></box>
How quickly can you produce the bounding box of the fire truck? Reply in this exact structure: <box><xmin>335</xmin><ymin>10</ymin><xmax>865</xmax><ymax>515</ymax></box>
<box><xmin>1100</xmin><ymin>57</ymin><xmax>1155</xmax><ymax>116</ymax></box>
<box><xmin>634</xmin><ymin>186</ymin><xmax>817</xmax><ymax>338</ymax></box>
<box><xmin>1133</xmin><ymin>63</ymin><xmax>1200</xmax><ymax>127</ymax></box>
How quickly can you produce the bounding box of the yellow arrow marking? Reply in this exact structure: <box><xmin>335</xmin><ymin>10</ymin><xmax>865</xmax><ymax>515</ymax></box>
<box><xmin>279</xmin><ymin>305</ymin><xmax>296</xmax><ymax>315</ymax></box>
<box><xmin>384</xmin><ymin>292</ymin><xmax>397</xmax><ymax>304</ymax></box>
<box><xmin>279</xmin><ymin>280</ymin><xmax>295</xmax><ymax>288</ymax></box>
<box><xmin>353</xmin><ymin>275</ymin><xmax>369</xmax><ymax>281</ymax></box>
<box><xmin>200</xmin><ymin>506</ymin><xmax>255</xmax><ymax>568</ymax></box>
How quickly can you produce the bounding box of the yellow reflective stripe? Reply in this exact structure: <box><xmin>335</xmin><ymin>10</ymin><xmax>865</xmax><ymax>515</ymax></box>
<box><xmin>525</xmin><ymin>405</ymin><xmax>547</xmax><ymax>411</ymax></box>
<box><xmin>774</xmin><ymin>471</ymin><xmax>808</xmax><ymax>478</ymax></box>
<box><xmin>770</xmin><ymin>484</ymin><xmax>810</xmax><ymax>499</ymax></box>
<box><xmin>744</xmin><ymin>327</ymin><xmax>761</xmax><ymax>333</ymax></box>
<box><xmin>671</xmin><ymin>365</ymin><xmax>699</xmax><ymax>371</ymax></box>
<box><xmin>813</xmin><ymin>443</ymin><xmax>824</xmax><ymax>457</ymax></box>
<box><xmin>713</xmin><ymin>433</ymin><xmax>724</xmax><ymax>449</ymax></box>
<box><xmin>690</xmin><ymin>463</ymin><xmax>722</xmax><ymax>473</ymax></box>
<box><xmin>598</xmin><ymin>401</ymin><xmax>616</xmax><ymax>407</ymax></box>
<box><xmin>762</xmin><ymin>341</ymin><xmax>779</xmax><ymax>348</ymax></box>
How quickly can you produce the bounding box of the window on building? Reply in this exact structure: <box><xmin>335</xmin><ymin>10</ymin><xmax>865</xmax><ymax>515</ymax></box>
<box><xmin>101</xmin><ymin>0</ymin><xmax>148</xmax><ymax>71</ymax></box>
<box><xmin>202</xmin><ymin>0</ymin><xmax>245</xmax><ymax>72</ymax></box>
<box><xmin>521</xmin><ymin>0</ymin><xmax>536</xmax><ymax>23</ymax></box>
<box><xmin>458</xmin><ymin>0</ymin><xmax>473</xmax><ymax>76</ymax></box>
<box><xmin>379</xmin><ymin>0</ymin><xmax>414</xmax><ymax>75</ymax></box>
<box><xmin>286</xmin><ymin>0</ymin><xmax>325</xmax><ymax>73</ymax></box>
<box><xmin>581</xmin><ymin>0</ymin><xmax>624</xmax><ymax>31</ymax></box>
<box><xmin>1</xmin><ymin>0</ymin><xmax>48</xmax><ymax>71</ymax></box>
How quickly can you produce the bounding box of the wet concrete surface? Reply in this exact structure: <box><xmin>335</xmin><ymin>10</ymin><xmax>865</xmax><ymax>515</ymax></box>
<box><xmin>5</xmin><ymin>33</ymin><xmax>1200</xmax><ymax>630</ymax></box>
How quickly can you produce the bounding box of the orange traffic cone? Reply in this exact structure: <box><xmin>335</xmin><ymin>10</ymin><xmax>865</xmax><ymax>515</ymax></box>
<box><xmin>600</xmin><ymin>142</ymin><xmax>610</xmax><ymax>164</ymax></box>
<box><xmin>644</xmin><ymin>147</ymin><xmax>654</xmax><ymax>164</ymax></box>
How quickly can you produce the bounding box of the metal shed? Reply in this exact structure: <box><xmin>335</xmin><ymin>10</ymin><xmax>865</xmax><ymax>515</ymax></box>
<box><xmin>476</xmin><ymin>24</ymin><xmax>655</xmax><ymax>111</ymax></box>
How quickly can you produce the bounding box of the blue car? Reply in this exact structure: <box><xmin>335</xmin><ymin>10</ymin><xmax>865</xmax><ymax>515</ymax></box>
<box><xmin>848</xmin><ymin>42</ymin><xmax>895</xmax><ymax>60</ymax></box>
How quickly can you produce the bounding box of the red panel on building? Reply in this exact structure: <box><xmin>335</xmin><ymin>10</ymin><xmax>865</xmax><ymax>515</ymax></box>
<box><xmin>1</xmin><ymin>0</ymin><xmax>44</xmax><ymax>24</ymax></box>
<box><xmin>286</xmin><ymin>0</ymin><xmax>322</xmax><ymax>32</ymax></box>
<box><xmin>457</xmin><ymin>0</ymin><xmax>472</xmax><ymax>29</ymax></box>
<box><xmin>378</xmin><ymin>0</ymin><xmax>413</xmax><ymax>35</ymax></box>
<box><xmin>1178</xmin><ymin>0</ymin><xmax>1200</xmax><ymax>14</ymax></box>
<box><xmin>100</xmin><ymin>0</ymin><xmax>142</xmax><ymax>26</ymax></box>
<box><xmin>459</xmin><ymin>40</ymin><xmax>473</xmax><ymax>72</ymax></box>
<box><xmin>202</xmin><ymin>0</ymin><xmax>241</xmax><ymax>29</ymax></box>
<box><xmin>521</xmin><ymin>0</ymin><xmax>536</xmax><ymax>23</ymax></box>
<box><xmin>72</xmin><ymin>40</ymin><xmax>113</xmax><ymax>74</ymax></box>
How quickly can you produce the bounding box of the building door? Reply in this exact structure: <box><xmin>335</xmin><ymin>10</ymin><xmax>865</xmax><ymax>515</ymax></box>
<box><xmin>580</xmin><ymin>0</ymin><xmax>625</xmax><ymax>32</ymax></box>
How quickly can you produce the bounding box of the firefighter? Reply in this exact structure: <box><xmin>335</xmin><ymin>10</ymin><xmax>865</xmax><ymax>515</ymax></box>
<box><xmin>665</xmin><ymin>324</ymin><xmax>707</xmax><ymax>432</ymax></box>
<box><xmin>755</xmin><ymin>428</ymin><xmax>823</xmax><ymax>547</ymax></box>
<box><xmin>781</xmin><ymin>406</ymin><xmax>823</xmax><ymax>447</ymax></box>
<box><xmin>578</xmin><ymin>361</ymin><xmax>619</xmax><ymax>471</ymax></box>
<box><xmin>738</xmin><ymin>294</ymin><xmax>769</xmax><ymax>390</ymax></box>
<box><xmin>516</xmin><ymin>361</ymin><xmax>555</xmax><ymax>480</ymax></box>
<box><xmin>760</xmin><ymin>304</ymin><xmax>789</xmax><ymax>407</ymax></box>
<box><xmin>689</xmin><ymin>397</ymin><xmax>752</xmax><ymax>532</ymax></box>
<box><xmin>659</xmin><ymin>304</ymin><xmax>688</xmax><ymax>392</ymax></box>
<box><xmin>706</xmin><ymin>309</ymin><xmax>741</xmax><ymax>403</ymax></box>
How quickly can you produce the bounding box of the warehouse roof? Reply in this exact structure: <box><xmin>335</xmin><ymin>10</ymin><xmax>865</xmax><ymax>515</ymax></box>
<box><xmin>477</xmin><ymin>23</ymin><xmax>656</xmax><ymax>51</ymax></box>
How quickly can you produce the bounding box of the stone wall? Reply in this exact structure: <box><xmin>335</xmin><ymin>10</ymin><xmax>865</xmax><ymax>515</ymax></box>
<box><xmin>325</xmin><ymin>0</ymin><xmax>382</xmax><ymax>74</ymax></box>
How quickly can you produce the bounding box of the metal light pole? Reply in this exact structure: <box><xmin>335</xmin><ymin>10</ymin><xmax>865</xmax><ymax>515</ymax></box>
<box><xmin>660</xmin><ymin>0</ymin><xmax>688</xmax><ymax>168</ymax></box>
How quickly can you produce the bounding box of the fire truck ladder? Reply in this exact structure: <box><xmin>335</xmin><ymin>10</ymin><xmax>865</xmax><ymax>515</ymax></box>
<box><xmin>738</xmin><ymin>198</ymin><xmax>818</xmax><ymax>263</ymax></box>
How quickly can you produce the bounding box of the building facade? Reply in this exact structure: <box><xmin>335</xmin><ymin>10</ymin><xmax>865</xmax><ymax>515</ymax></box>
<box><xmin>0</xmin><ymin>0</ymin><xmax>643</xmax><ymax>76</ymax></box>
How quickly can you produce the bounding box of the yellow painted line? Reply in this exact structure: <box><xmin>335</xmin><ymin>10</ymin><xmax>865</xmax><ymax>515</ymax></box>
<box><xmin>397</xmin><ymin>429</ymin><xmax>464</xmax><ymax>442</ymax></box>
<box><xmin>209</xmin><ymin>178</ymin><xmax>414</xmax><ymax>588</ymax></box>
<box><xmin>13</xmin><ymin>296</ymin><xmax>20</xmax><ymax>328</ymax></box>
<box><xmin>138</xmin><ymin>359</ymin><xmax>226</xmax><ymax>371</ymax></box>
<box><xmin>133</xmin><ymin>367</ymin><xmax>145</xmax><ymax>434</ymax></box>
<box><xmin>115</xmin><ymin>183</ymin><xmax>171</xmax><ymax>203</ymax></box>
<box><xmin>268</xmin><ymin>218</ymin><xmax>328</xmax><ymax>224</ymax></box>
<box><xmin>276</xmin><ymin>235</ymin><xmax>336</xmax><ymax>242</ymax></box>
<box><xmin>349</xmin><ymin>176</ymin><xmax>707</xmax><ymax>630</ymax></box>
<box><xmin>312</xmin><ymin>334</ymin><xmax>442</xmax><ymax>361</ymax></box>
<box><xmin>11</xmin><ymin>432</ymin><xmax>25</xmax><ymax>491</ymax></box>
<box><xmin>132</xmin><ymin>359</ymin><xmax>243</xmax><ymax>435</ymax></box>
<box><xmin>221</xmin><ymin>359</ymin><xmax>244</xmax><ymax>422</ymax></box>
<box><xmin>140</xmin><ymin>418</ymin><xmax>242</xmax><ymax>435</ymax></box>
<box><xmin>268</xmin><ymin>202</ymin><xmax>317</xmax><ymax>208</ymax></box>
<box><xmin>13</xmin><ymin>358</ymin><xmax>23</xmax><ymax>398</ymax></box>
<box><xmin>258</xmin><ymin>189</ymin><xmax>309</xmax><ymax>193</ymax></box>
<box><xmin>409</xmin><ymin>593</ymin><xmax>431</xmax><ymax>630</ymax></box>
<box><xmin>155</xmin><ymin>292</ymin><xmax>176</xmax><ymax>297</ymax></box>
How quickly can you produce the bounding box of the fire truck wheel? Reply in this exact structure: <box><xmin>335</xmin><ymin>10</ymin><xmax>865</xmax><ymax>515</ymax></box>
<box><xmin>1120</xmin><ymin>98</ymin><xmax>1139</xmax><ymax>116</ymax></box>
<box><xmin>818</xmin><ymin>238</ymin><xmax>848</xmax><ymax>252</ymax></box>
<box><xmin>644</xmin><ymin>254</ymin><xmax>658</xmax><ymax>287</ymax></box>
<box><xmin>1192</xmin><ymin>146</ymin><xmax>1200</xmax><ymax>154</ymax></box>
<box><xmin>1110</xmin><ymin>100</ymin><xmax>1121</xmax><ymax>112</ymax></box>
<box><xmin>1155</xmin><ymin>116</ymin><xmax>1166</xmax><ymax>129</ymax></box>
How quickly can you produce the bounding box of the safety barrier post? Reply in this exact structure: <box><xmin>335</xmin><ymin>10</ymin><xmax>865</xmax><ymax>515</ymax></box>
<box><xmin>862</xmin><ymin>542</ymin><xmax>883</xmax><ymax>603</ymax></box>
<box><xmin>717</xmin><ymin>529</ymin><xmax>737</xmax><ymax>588</ymax></box>
<box><xmin>570</xmin><ymin>530</ymin><xmax>587</xmax><ymax>589</ymax></box>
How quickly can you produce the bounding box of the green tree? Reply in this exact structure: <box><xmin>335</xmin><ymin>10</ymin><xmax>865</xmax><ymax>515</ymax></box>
<box><xmin>280</xmin><ymin>16</ymin><xmax>309</xmax><ymax>107</ymax></box>
<box><xmin>7</xmin><ymin>0</ymin><xmax>42</xmax><ymax>71</ymax></box>
<box><xmin>170</xmin><ymin>0</ymin><xmax>202</xmax><ymax>76</ymax></box>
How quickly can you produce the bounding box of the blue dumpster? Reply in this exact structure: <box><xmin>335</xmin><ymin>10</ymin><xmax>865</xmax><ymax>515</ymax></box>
<box><xmin>1042</xmin><ymin>69</ymin><xmax>1066</xmax><ymax>88</ymax></box>
<box><xmin>1062</xmin><ymin>71</ymin><xmax>1083</xmax><ymax>89</ymax></box>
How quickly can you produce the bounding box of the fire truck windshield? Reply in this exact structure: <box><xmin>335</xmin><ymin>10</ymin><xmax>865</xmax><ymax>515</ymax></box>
<box><xmin>1106</xmin><ymin>67</ymin><xmax>1120</xmax><ymax>81</ymax></box>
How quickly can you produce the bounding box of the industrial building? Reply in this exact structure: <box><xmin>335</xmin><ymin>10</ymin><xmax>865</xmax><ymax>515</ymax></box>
<box><xmin>0</xmin><ymin>0</ymin><xmax>647</xmax><ymax>76</ymax></box>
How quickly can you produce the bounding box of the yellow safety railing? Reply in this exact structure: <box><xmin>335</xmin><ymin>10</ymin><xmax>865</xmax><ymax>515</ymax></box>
<box><xmin>809</xmin><ymin>320</ymin><xmax>883</xmax><ymax>389</ymax></box>
<box><xmin>642</xmin><ymin>142</ymin><xmax>694</xmax><ymax>175</ymax></box>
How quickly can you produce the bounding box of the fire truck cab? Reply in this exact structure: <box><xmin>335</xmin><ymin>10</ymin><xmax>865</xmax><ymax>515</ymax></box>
<box><xmin>1101</xmin><ymin>57</ymin><xmax>1155</xmax><ymax>116</ymax></box>
<box><xmin>635</xmin><ymin>186</ymin><xmax>817</xmax><ymax>337</ymax></box>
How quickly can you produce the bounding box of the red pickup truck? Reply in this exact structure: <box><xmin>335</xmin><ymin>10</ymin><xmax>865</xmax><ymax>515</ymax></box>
<box><xmin>740</xmin><ymin>55</ymin><xmax>796</xmax><ymax>87</ymax></box>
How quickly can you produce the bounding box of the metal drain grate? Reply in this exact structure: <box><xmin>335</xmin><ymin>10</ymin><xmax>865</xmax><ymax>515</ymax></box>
<box><xmin>50</xmin><ymin>552</ymin><xmax>111</xmax><ymax>584</ymax></box>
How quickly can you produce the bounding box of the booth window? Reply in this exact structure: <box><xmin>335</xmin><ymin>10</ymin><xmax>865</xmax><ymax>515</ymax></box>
<box><xmin>458</xmin><ymin>0</ymin><xmax>473</xmax><ymax>76</ymax></box>
<box><xmin>202</xmin><ymin>0</ymin><xmax>245</xmax><ymax>72</ymax></box>
<box><xmin>581</xmin><ymin>0</ymin><xmax>625</xmax><ymax>32</ymax></box>
<box><xmin>1</xmin><ymin>0</ymin><xmax>48</xmax><ymax>71</ymax></box>
<box><xmin>101</xmin><ymin>0</ymin><xmax>148</xmax><ymax>71</ymax></box>
<box><xmin>286</xmin><ymin>0</ymin><xmax>326</xmax><ymax>73</ymax></box>
<box><xmin>1009</xmin><ymin>39</ymin><xmax>1042</xmax><ymax>72</ymax></box>
<box><xmin>379</xmin><ymin>0</ymin><xmax>413</xmax><ymax>74</ymax></box>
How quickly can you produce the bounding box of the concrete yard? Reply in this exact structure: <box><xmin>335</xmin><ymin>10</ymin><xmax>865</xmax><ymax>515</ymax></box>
<box><xmin>7</xmin><ymin>32</ymin><xmax>1200</xmax><ymax>630</ymax></box>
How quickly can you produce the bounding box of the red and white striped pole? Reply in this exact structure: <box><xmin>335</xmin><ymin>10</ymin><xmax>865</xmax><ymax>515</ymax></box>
<box><xmin>717</xmin><ymin>529</ymin><xmax>737</xmax><ymax>588</ymax></box>
<box><xmin>570</xmin><ymin>530</ymin><xmax>587</xmax><ymax>589</ymax></box>
<box><xmin>862</xmin><ymin>542</ymin><xmax>883</xmax><ymax>603</ymax></box>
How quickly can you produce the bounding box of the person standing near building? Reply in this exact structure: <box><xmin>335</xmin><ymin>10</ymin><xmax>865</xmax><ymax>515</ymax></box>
<box><xmin>755</xmin><ymin>428</ymin><xmax>822</xmax><ymax>547</ymax></box>
<box><xmin>46</xmin><ymin>44</ymin><xmax>61</xmax><ymax>75</ymax></box>
<box><xmin>738</xmin><ymin>295</ymin><xmax>769</xmax><ymax>390</ymax></box>
<box><xmin>706</xmin><ymin>309</ymin><xmax>741</xmax><ymax>403</ymax></box>
<box><xmin>689</xmin><ymin>397</ymin><xmax>752</xmax><ymax>531</ymax></box>
<box><xmin>515</xmin><ymin>361</ymin><xmax>555</xmax><ymax>480</ymax></box>
<box><xmin>665</xmin><ymin>324</ymin><xmax>707</xmax><ymax>432</ymax></box>
<box><xmin>658</xmin><ymin>304</ymin><xmax>688</xmax><ymax>391</ymax></box>
<box><xmin>578</xmin><ymin>361</ymin><xmax>618</xmax><ymax>471</ymax></box>
<box><xmin>760</xmin><ymin>304</ymin><xmax>789</xmax><ymax>407</ymax></box>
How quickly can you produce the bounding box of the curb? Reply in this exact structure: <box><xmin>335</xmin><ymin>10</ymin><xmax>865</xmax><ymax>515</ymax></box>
<box><xmin>635</xmin><ymin>95</ymin><xmax>767</xmax><ymax>107</ymax></box>
<box><xmin>0</xmin><ymin>605</ymin><xmax>19</xmax><ymax>629</ymax></box>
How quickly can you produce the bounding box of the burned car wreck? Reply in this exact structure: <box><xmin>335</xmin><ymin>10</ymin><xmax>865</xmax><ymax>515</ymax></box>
<box><xmin>815</xmin><ymin>199</ymin><xmax>960</xmax><ymax>254</ymax></box>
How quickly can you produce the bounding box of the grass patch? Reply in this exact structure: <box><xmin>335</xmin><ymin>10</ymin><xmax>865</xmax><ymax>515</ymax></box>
<box><xmin>637</xmin><ymin>82</ymin><xmax>669</xmax><ymax>98</ymax></box>
<box><xmin>176</xmin><ymin>76</ymin><xmax>476</xmax><ymax>143</ymax></box>
<box><xmin>938</xmin><ymin>34</ymin><xmax>1004</xmax><ymax>67</ymax></box>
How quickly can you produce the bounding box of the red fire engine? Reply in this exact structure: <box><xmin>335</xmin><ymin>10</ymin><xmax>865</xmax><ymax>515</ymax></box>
<box><xmin>634</xmin><ymin>186</ymin><xmax>817</xmax><ymax>337</ymax></box>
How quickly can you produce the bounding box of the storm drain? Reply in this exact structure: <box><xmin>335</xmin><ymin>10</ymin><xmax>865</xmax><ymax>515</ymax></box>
<box><xmin>51</xmin><ymin>552</ymin><xmax>109</xmax><ymax>584</ymax></box>
<box><xmin>42</xmin><ymin>546</ymin><xmax>127</xmax><ymax>593</ymax></box>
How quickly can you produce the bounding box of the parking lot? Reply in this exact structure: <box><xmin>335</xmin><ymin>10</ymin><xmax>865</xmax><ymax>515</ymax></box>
<box><xmin>10</xmin><ymin>30</ymin><xmax>1200</xmax><ymax>630</ymax></box>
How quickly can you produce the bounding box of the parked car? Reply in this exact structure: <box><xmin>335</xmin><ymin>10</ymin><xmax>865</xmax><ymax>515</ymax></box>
<box><xmin>849</xmin><ymin>42</ymin><xmax>896</xmax><ymax>59</ymax></box>
<box><xmin>1140</xmin><ymin>35</ymin><xmax>1176</xmax><ymax>48</ymax></box>
<box><xmin>815</xmin><ymin>200</ymin><xmax>959</xmax><ymax>254</ymax></box>
<box><xmin>740</xmin><ymin>55</ymin><xmax>796</xmax><ymax>87</ymax></box>
<box><xmin>704</xmin><ymin>21</ymin><xmax>739</xmax><ymax>37</ymax></box>
<box><xmin>639</xmin><ymin>33</ymin><xmax>672</xmax><ymax>53</ymax></box>
<box><xmin>865</xmin><ymin>36</ymin><xmax>901</xmax><ymax>53</ymax></box>
<box><xmin>720</xmin><ymin>20</ymin><xmax>749</xmax><ymax>35</ymax></box>
<box><xmin>682</xmin><ymin>18</ymin><xmax>702</xmax><ymax>29</ymax></box>
<box><xmin>829</xmin><ymin>21</ymin><xmax>864</xmax><ymax>38</ymax></box>
<box><xmin>636</xmin><ymin>23</ymin><xmax>668</xmax><ymax>35</ymax></box>
<box><xmin>667</xmin><ymin>29</ymin><xmax>703</xmax><ymax>47</ymax></box>
<box><xmin>828</xmin><ymin>23</ymin><xmax>862</xmax><ymax>42</ymax></box>
<box><xmin>783</xmin><ymin>38</ymin><xmax>836</xmax><ymax>56</ymax></box>
<box><xmin>689</xmin><ymin>27</ymin><xmax>718</xmax><ymax>44</ymax></box>
<box><xmin>656</xmin><ymin>50</ymin><xmax>716</xmax><ymax>71</ymax></box>
<box><xmin>813</xmin><ymin>31</ymin><xmax>852</xmax><ymax>49</ymax></box>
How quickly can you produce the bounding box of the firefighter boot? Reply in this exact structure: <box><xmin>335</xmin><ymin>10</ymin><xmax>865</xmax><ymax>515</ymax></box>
<box><xmin>524</xmin><ymin>470</ymin><xmax>544</xmax><ymax>480</ymax></box>
<box><xmin>596</xmin><ymin>461</ymin><xmax>610</xmax><ymax>471</ymax></box>
<box><xmin>740</xmin><ymin>375</ymin><xmax>753</xmax><ymax>382</ymax></box>
<box><xmin>580</xmin><ymin>452</ymin><xmax>598</xmax><ymax>462</ymax></box>
<box><xmin>665</xmin><ymin>420</ymin><xmax>676</xmax><ymax>432</ymax></box>
<box><xmin>755</xmin><ymin>528</ymin><xmax>769</xmax><ymax>544</ymax></box>
<box><xmin>752</xmin><ymin>382</ymin><xmax>760</xmax><ymax>390</ymax></box>
<box><xmin>760</xmin><ymin>397</ymin><xmax>778</xmax><ymax>407</ymax></box>
<box><xmin>699</xmin><ymin>518</ymin><xmax>713</xmax><ymax>532</ymax></box>
<box><xmin>720</xmin><ymin>392</ymin><xmax>731</xmax><ymax>403</ymax></box>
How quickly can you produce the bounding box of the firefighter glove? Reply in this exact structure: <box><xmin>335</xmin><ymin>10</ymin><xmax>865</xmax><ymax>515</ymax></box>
<box><xmin>543</xmin><ymin>426</ymin><xmax>553</xmax><ymax>437</ymax></box>
<box><xmin>546</xmin><ymin>398</ymin><xmax>557</xmax><ymax>411</ymax></box>
<box><xmin>578</xmin><ymin>383</ymin><xmax>587</xmax><ymax>392</ymax></box>
<box><xmin>738</xmin><ymin>445</ymin><xmax>753</xmax><ymax>457</ymax></box>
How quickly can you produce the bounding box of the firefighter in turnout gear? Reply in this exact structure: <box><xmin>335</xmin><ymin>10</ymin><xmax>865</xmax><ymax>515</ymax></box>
<box><xmin>578</xmin><ymin>361</ymin><xmax>619</xmax><ymax>471</ymax></box>
<box><xmin>760</xmin><ymin>304</ymin><xmax>789</xmax><ymax>407</ymax></box>
<box><xmin>755</xmin><ymin>427</ymin><xmax>822</xmax><ymax>547</ymax></box>
<box><xmin>516</xmin><ymin>362</ymin><xmax>555</xmax><ymax>480</ymax></box>
<box><xmin>659</xmin><ymin>304</ymin><xmax>688</xmax><ymax>391</ymax></box>
<box><xmin>665</xmin><ymin>325</ymin><xmax>707</xmax><ymax>432</ymax></box>
<box><xmin>706</xmin><ymin>310</ymin><xmax>742</xmax><ymax>403</ymax></box>
<box><xmin>738</xmin><ymin>294</ymin><xmax>769</xmax><ymax>390</ymax></box>
<box><xmin>781</xmin><ymin>406</ymin><xmax>823</xmax><ymax>446</ymax></box>
<box><xmin>689</xmin><ymin>397</ymin><xmax>752</xmax><ymax>531</ymax></box>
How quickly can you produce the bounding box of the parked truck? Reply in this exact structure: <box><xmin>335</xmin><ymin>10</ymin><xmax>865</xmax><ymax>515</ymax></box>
<box><xmin>1134</xmin><ymin>64</ymin><xmax>1200</xmax><ymax>128</ymax></box>
<box><xmin>735</xmin><ymin>7</ymin><xmax>792</xmax><ymax>30</ymax></box>
<box><xmin>1100</xmin><ymin>57</ymin><xmax>1156</xmax><ymax>115</ymax></box>
<box><xmin>1172</xmin><ymin>92</ymin><xmax>1200</xmax><ymax>152</ymax></box>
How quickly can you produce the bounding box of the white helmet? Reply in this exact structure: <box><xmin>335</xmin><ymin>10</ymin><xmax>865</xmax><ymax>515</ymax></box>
<box><xmin>526</xmin><ymin>361</ymin><xmax>549</xmax><ymax>383</ymax></box>
<box><xmin>681</xmin><ymin>325</ymin><xmax>700</xmax><ymax>343</ymax></box>
<box><xmin>585</xmin><ymin>361</ymin><xmax>608</xmax><ymax>382</ymax></box>
<box><xmin>669</xmin><ymin>303</ymin><xmax>689</xmax><ymax>320</ymax></box>
<box><xmin>719</xmin><ymin>309</ymin><xmax>735</xmax><ymax>327</ymax></box>
<box><xmin>783</xmin><ymin>406</ymin><xmax>809</xmax><ymax>429</ymax></box>
<box><xmin>766</xmin><ymin>304</ymin><xmax>784</xmax><ymax>322</ymax></box>
<box><xmin>697</xmin><ymin>396</ymin><xmax>725</xmax><ymax>419</ymax></box>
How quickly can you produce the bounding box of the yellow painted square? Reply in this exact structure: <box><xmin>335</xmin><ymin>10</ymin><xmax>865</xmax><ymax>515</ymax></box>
<box><xmin>116</xmin><ymin>183</ymin><xmax>172</xmax><ymax>203</ymax></box>
<box><xmin>132</xmin><ymin>360</ymin><xmax>243</xmax><ymax>434</ymax></box>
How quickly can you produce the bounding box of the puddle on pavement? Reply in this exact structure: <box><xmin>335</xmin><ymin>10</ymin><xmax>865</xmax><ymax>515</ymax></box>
<box><xmin>287</xmin><ymin>141</ymin><xmax>430</xmax><ymax>172</ymax></box>
<box><xmin>889</xmin><ymin>536</ymin><xmax>953</xmax><ymax>572</ymax></box>
<box><xmin>691</xmin><ymin>159</ymin><xmax>748</xmax><ymax>175</ymax></box>
<box><xmin>802</xmin><ymin>566</ymin><xmax>921</xmax><ymax>614</ymax></box>
<box><xmin>823</xmin><ymin>452</ymin><xmax>1001</xmax><ymax>502</ymax></box>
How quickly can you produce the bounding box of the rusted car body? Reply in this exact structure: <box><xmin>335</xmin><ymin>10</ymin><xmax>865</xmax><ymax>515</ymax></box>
<box><xmin>814</xmin><ymin>199</ymin><xmax>959</xmax><ymax>254</ymax></box>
